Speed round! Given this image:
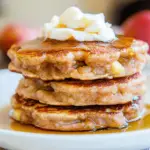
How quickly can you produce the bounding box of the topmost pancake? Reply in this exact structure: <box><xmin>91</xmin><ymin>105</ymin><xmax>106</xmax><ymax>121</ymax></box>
<box><xmin>8</xmin><ymin>36</ymin><xmax>148</xmax><ymax>80</ymax></box>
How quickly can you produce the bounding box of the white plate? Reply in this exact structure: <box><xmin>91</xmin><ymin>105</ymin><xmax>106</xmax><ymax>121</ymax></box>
<box><xmin>0</xmin><ymin>69</ymin><xmax>150</xmax><ymax>150</ymax></box>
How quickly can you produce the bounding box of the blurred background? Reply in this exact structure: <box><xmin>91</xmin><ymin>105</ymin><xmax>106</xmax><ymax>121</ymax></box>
<box><xmin>0</xmin><ymin>0</ymin><xmax>150</xmax><ymax>69</ymax></box>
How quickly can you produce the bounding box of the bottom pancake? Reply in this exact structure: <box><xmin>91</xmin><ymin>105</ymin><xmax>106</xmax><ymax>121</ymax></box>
<box><xmin>10</xmin><ymin>95</ymin><xmax>144</xmax><ymax>131</ymax></box>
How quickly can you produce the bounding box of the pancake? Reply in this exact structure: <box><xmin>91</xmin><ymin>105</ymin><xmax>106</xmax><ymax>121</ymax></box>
<box><xmin>10</xmin><ymin>94</ymin><xmax>144</xmax><ymax>131</ymax></box>
<box><xmin>8</xmin><ymin>37</ymin><xmax>148</xmax><ymax>80</ymax></box>
<box><xmin>16</xmin><ymin>73</ymin><xmax>146</xmax><ymax>106</ymax></box>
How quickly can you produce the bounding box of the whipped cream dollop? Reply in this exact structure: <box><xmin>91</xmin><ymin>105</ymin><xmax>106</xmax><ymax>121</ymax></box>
<box><xmin>42</xmin><ymin>7</ymin><xmax>117</xmax><ymax>42</ymax></box>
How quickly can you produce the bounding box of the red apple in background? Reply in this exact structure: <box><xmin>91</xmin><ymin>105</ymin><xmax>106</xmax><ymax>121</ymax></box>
<box><xmin>0</xmin><ymin>24</ymin><xmax>39</xmax><ymax>53</ymax></box>
<box><xmin>122</xmin><ymin>10</ymin><xmax>150</xmax><ymax>53</ymax></box>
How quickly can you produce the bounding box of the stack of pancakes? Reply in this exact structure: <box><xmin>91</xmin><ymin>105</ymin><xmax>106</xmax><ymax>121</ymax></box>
<box><xmin>8</xmin><ymin>36</ymin><xmax>148</xmax><ymax>131</ymax></box>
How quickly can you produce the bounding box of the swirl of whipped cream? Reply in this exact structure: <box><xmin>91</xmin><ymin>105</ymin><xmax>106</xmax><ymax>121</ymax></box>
<box><xmin>42</xmin><ymin>7</ymin><xmax>117</xmax><ymax>42</ymax></box>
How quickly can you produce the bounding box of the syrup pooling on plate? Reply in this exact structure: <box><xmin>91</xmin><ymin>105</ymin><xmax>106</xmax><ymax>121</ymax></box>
<box><xmin>0</xmin><ymin>105</ymin><xmax>150</xmax><ymax>134</ymax></box>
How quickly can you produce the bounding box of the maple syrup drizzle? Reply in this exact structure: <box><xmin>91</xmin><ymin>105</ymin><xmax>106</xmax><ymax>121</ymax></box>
<box><xmin>18</xmin><ymin>36</ymin><xmax>134</xmax><ymax>55</ymax></box>
<box><xmin>112</xmin><ymin>36</ymin><xmax>134</xmax><ymax>49</ymax></box>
